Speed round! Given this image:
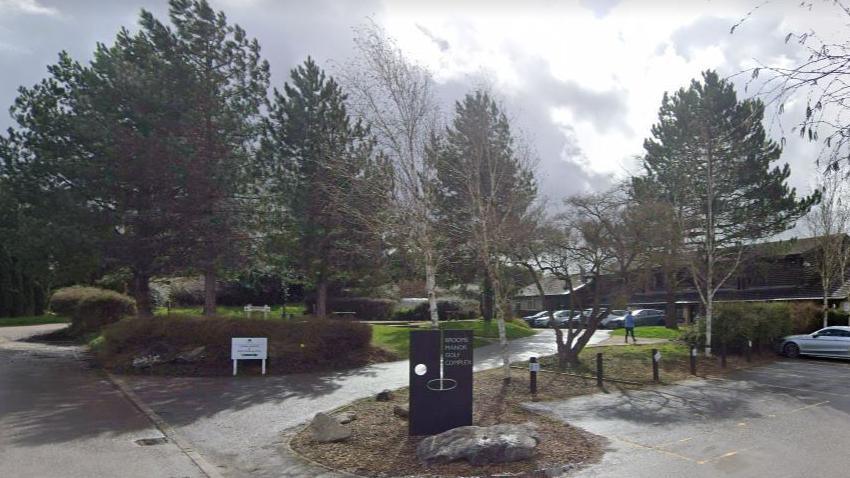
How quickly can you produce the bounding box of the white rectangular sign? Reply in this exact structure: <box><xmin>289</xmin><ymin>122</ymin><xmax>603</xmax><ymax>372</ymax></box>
<box><xmin>232</xmin><ymin>337</ymin><xmax>268</xmax><ymax>359</ymax></box>
<box><xmin>231</xmin><ymin>337</ymin><xmax>268</xmax><ymax>376</ymax></box>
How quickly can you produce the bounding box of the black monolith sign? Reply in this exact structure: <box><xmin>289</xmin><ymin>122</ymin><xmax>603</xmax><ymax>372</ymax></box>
<box><xmin>409</xmin><ymin>329</ymin><xmax>473</xmax><ymax>435</ymax></box>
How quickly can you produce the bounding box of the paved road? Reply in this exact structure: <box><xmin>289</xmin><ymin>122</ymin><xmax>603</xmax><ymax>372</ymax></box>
<box><xmin>0</xmin><ymin>325</ymin><xmax>205</xmax><ymax>478</ymax></box>
<box><xmin>125</xmin><ymin>329</ymin><xmax>610</xmax><ymax>477</ymax></box>
<box><xmin>527</xmin><ymin>358</ymin><xmax>850</xmax><ymax>478</ymax></box>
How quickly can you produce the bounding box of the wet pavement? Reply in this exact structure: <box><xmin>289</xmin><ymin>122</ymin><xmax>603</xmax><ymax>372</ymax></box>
<box><xmin>124</xmin><ymin>329</ymin><xmax>610</xmax><ymax>477</ymax></box>
<box><xmin>0</xmin><ymin>325</ymin><xmax>204</xmax><ymax>478</ymax></box>
<box><xmin>526</xmin><ymin>358</ymin><xmax>850</xmax><ymax>478</ymax></box>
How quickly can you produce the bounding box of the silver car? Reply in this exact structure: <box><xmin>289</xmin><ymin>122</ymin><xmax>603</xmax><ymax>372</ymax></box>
<box><xmin>779</xmin><ymin>326</ymin><xmax>850</xmax><ymax>359</ymax></box>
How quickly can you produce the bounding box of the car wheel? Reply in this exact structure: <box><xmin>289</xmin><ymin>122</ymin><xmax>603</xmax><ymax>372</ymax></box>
<box><xmin>783</xmin><ymin>342</ymin><xmax>800</xmax><ymax>358</ymax></box>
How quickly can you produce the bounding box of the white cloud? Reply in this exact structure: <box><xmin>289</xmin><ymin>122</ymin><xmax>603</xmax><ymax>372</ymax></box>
<box><xmin>374</xmin><ymin>0</ymin><xmax>838</xmax><ymax>196</ymax></box>
<box><xmin>0</xmin><ymin>0</ymin><xmax>58</xmax><ymax>16</ymax></box>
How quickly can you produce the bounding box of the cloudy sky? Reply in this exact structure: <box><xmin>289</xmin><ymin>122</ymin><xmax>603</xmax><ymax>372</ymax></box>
<box><xmin>0</xmin><ymin>0</ymin><xmax>842</xmax><ymax>206</ymax></box>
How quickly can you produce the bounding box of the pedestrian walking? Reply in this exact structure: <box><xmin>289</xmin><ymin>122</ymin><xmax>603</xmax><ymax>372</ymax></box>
<box><xmin>624</xmin><ymin>308</ymin><xmax>637</xmax><ymax>344</ymax></box>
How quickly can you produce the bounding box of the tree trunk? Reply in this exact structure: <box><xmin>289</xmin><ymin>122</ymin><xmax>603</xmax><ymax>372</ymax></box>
<box><xmin>481</xmin><ymin>274</ymin><xmax>494</xmax><ymax>322</ymax></box>
<box><xmin>823</xmin><ymin>295</ymin><xmax>829</xmax><ymax>328</ymax></box>
<box><xmin>316</xmin><ymin>280</ymin><xmax>328</xmax><ymax>318</ymax></box>
<box><xmin>664</xmin><ymin>281</ymin><xmax>677</xmax><ymax>329</ymax></box>
<box><xmin>425</xmin><ymin>254</ymin><xmax>439</xmax><ymax>328</ymax></box>
<box><xmin>705</xmin><ymin>298</ymin><xmax>713</xmax><ymax>356</ymax></box>
<box><xmin>203</xmin><ymin>268</ymin><xmax>217</xmax><ymax>317</ymax></box>
<box><xmin>487</xmin><ymin>267</ymin><xmax>511</xmax><ymax>381</ymax></box>
<box><xmin>132</xmin><ymin>270</ymin><xmax>153</xmax><ymax>318</ymax></box>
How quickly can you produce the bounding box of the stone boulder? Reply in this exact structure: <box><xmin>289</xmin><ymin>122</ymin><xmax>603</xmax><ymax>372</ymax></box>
<box><xmin>175</xmin><ymin>346</ymin><xmax>206</xmax><ymax>363</ymax></box>
<box><xmin>308</xmin><ymin>413</ymin><xmax>352</xmax><ymax>443</ymax></box>
<box><xmin>132</xmin><ymin>354</ymin><xmax>163</xmax><ymax>369</ymax></box>
<box><xmin>334</xmin><ymin>411</ymin><xmax>357</xmax><ymax>424</ymax></box>
<box><xmin>376</xmin><ymin>389</ymin><xmax>394</xmax><ymax>401</ymax></box>
<box><xmin>393</xmin><ymin>405</ymin><xmax>409</xmax><ymax>419</ymax></box>
<box><xmin>416</xmin><ymin>423</ymin><xmax>540</xmax><ymax>466</ymax></box>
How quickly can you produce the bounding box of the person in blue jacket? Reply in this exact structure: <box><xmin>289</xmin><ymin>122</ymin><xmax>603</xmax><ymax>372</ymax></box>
<box><xmin>623</xmin><ymin>308</ymin><xmax>637</xmax><ymax>344</ymax></box>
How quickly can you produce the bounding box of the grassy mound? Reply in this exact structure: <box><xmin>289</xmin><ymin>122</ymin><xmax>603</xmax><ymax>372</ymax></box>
<box><xmin>97</xmin><ymin>314</ymin><xmax>392</xmax><ymax>375</ymax></box>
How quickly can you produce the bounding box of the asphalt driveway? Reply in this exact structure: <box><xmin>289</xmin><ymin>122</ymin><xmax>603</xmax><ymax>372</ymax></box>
<box><xmin>0</xmin><ymin>325</ymin><xmax>205</xmax><ymax>478</ymax></box>
<box><xmin>123</xmin><ymin>328</ymin><xmax>609</xmax><ymax>478</ymax></box>
<box><xmin>526</xmin><ymin>358</ymin><xmax>850</xmax><ymax>478</ymax></box>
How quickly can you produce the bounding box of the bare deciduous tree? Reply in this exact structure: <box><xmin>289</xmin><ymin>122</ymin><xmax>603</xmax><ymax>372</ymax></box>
<box><xmin>341</xmin><ymin>21</ymin><xmax>444</xmax><ymax>328</ymax></box>
<box><xmin>735</xmin><ymin>1</ymin><xmax>850</xmax><ymax>171</ymax></box>
<box><xmin>805</xmin><ymin>173</ymin><xmax>850</xmax><ymax>327</ymax></box>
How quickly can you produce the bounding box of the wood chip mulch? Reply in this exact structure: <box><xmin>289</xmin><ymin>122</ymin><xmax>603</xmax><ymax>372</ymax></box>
<box><xmin>289</xmin><ymin>371</ymin><xmax>607</xmax><ymax>478</ymax></box>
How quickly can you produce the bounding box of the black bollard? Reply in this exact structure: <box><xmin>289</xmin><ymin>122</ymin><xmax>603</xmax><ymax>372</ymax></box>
<box><xmin>721</xmin><ymin>342</ymin><xmax>727</xmax><ymax>368</ymax></box>
<box><xmin>690</xmin><ymin>347</ymin><xmax>697</xmax><ymax>375</ymax></box>
<box><xmin>746</xmin><ymin>340</ymin><xmax>752</xmax><ymax>363</ymax></box>
<box><xmin>596</xmin><ymin>352</ymin><xmax>603</xmax><ymax>387</ymax></box>
<box><xmin>529</xmin><ymin>356</ymin><xmax>538</xmax><ymax>395</ymax></box>
<box><xmin>652</xmin><ymin>348</ymin><xmax>660</xmax><ymax>382</ymax></box>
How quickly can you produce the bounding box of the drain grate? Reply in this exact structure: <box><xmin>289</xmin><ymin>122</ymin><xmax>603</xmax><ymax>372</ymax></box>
<box><xmin>135</xmin><ymin>437</ymin><xmax>168</xmax><ymax>446</ymax></box>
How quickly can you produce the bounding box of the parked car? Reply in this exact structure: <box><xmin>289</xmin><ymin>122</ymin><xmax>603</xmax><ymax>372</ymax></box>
<box><xmin>533</xmin><ymin>310</ymin><xmax>572</xmax><ymax>328</ymax></box>
<box><xmin>522</xmin><ymin>310</ymin><xmax>550</xmax><ymax>327</ymax></box>
<box><xmin>599</xmin><ymin>309</ymin><xmax>627</xmax><ymax>329</ymax></box>
<box><xmin>778</xmin><ymin>326</ymin><xmax>850</xmax><ymax>359</ymax></box>
<box><xmin>633</xmin><ymin>309</ymin><xmax>665</xmax><ymax>326</ymax></box>
<box><xmin>600</xmin><ymin>308</ymin><xmax>664</xmax><ymax>328</ymax></box>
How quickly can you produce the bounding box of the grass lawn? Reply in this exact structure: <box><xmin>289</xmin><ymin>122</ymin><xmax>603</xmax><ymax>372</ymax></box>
<box><xmin>610</xmin><ymin>325</ymin><xmax>682</xmax><ymax>340</ymax></box>
<box><xmin>154</xmin><ymin>303</ymin><xmax>306</xmax><ymax>318</ymax></box>
<box><xmin>0</xmin><ymin>314</ymin><xmax>69</xmax><ymax>327</ymax></box>
<box><xmin>528</xmin><ymin>342</ymin><xmax>774</xmax><ymax>388</ymax></box>
<box><xmin>371</xmin><ymin>319</ymin><xmax>535</xmax><ymax>357</ymax></box>
<box><xmin>440</xmin><ymin>319</ymin><xmax>536</xmax><ymax>340</ymax></box>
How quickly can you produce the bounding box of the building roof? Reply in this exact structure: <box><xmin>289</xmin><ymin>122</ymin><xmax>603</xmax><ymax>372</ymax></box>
<box><xmin>745</xmin><ymin>234</ymin><xmax>848</xmax><ymax>258</ymax></box>
<box><xmin>515</xmin><ymin>274</ymin><xmax>585</xmax><ymax>297</ymax></box>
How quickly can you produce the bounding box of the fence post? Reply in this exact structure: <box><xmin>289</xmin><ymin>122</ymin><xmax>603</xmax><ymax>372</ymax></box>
<box><xmin>721</xmin><ymin>342</ymin><xmax>727</xmax><ymax>368</ymax></box>
<box><xmin>690</xmin><ymin>347</ymin><xmax>697</xmax><ymax>375</ymax></box>
<box><xmin>652</xmin><ymin>348</ymin><xmax>660</xmax><ymax>382</ymax></box>
<box><xmin>529</xmin><ymin>356</ymin><xmax>538</xmax><ymax>395</ymax></box>
<box><xmin>596</xmin><ymin>352</ymin><xmax>603</xmax><ymax>387</ymax></box>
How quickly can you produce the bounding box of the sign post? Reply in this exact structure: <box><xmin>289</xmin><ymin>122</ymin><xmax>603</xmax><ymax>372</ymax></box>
<box><xmin>409</xmin><ymin>329</ymin><xmax>473</xmax><ymax>436</ymax></box>
<box><xmin>652</xmin><ymin>348</ymin><xmax>660</xmax><ymax>382</ymax></box>
<box><xmin>529</xmin><ymin>357</ymin><xmax>539</xmax><ymax>395</ymax></box>
<box><xmin>231</xmin><ymin>337</ymin><xmax>268</xmax><ymax>376</ymax></box>
<box><xmin>690</xmin><ymin>347</ymin><xmax>697</xmax><ymax>375</ymax></box>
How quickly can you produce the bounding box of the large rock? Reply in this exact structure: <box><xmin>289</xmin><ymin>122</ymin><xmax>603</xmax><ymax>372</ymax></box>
<box><xmin>132</xmin><ymin>354</ymin><xmax>162</xmax><ymax>369</ymax></box>
<box><xmin>376</xmin><ymin>389</ymin><xmax>394</xmax><ymax>401</ymax></box>
<box><xmin>416</xmin><ymin>423</ymin><xmax>540</xmax><ymax>466</ymax></box>
<box><xmin>334</xmin><ymin>411</ymin><xmax>357</xmax><ymax>424</ymax></box>
<box><xmin>309</xmin><ymin>413</ymin><xmax>352</xmax><ymax>443</ymax></box>
<box><xmin>393</xmin><ymin>405</ymin><xmax>409</xmax><ymax>419</ymax></box>
<box><xmin>175</xmin><ymin>346</ymin><xmax>206</xmax><ymax>363</ymax></box>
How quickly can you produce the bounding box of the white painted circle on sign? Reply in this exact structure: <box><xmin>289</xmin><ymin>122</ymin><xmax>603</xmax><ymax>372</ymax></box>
<box><xmin>414</xmin><ymin>363</ymin><xmax>427</xmax><ymax>376</ymax></box>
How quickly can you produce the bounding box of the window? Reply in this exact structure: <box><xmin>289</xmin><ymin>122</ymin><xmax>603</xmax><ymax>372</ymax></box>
<box><xmin>520</xmin><ymin>296</ymin><xmax>542</xmax><ymax>311</ymax></box>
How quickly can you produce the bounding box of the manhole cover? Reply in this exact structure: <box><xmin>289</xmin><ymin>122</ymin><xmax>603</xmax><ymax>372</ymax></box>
<box><xmin>135</xmin><ymin>437</ymin><xmax>168</xmax><ymax>446</ymax></box>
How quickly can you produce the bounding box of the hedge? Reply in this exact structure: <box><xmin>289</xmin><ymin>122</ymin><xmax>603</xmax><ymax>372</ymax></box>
<box><xmin>391</xmin><ymin>300</ymin><xmax>479</xmax><ymax>322</ymax></box>
<box><xmin>304</xmin><ymin>297</ymin><xmax>396</xmax><ymax>320</ymax></box>
<box><xmin>98</xmin><ymin>315</ymin><xmax>372</xmax><ymax>374</ymax></box>
<box><xmin>50</xmin><ymin>286</ymin><xmax>136</xmax><ymax>333</ymax></box>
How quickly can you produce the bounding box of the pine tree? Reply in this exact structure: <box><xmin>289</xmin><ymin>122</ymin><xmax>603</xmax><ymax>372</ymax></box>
<box><xmin>156</xmin><ymin>0</ymin><xmax>270</xmax><ymax>316</ymax></box>
<box><xmin>435</xmin><ymin>90</ymin><xmax>537</xmax><ymax>379</ymax></box>
<box><xmin>640</xmin><ymin>70</ymin><xmax>817</xmax><ymax>353</ymax></box>
<box><xmin>1</xmin><ymin>22</ymin><xmax>201</xmax><ymax>316</ymax></box>
<box><xmin>262</xmin><ymin>58</ymin><xmax>391</xmax><ymax>317</ymax></box>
